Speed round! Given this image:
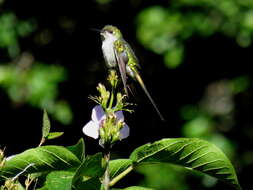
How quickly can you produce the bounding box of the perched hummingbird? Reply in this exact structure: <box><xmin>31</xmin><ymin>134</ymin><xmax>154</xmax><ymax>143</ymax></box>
<box><xmin>100</xmin><ymin>25</ymin><xmax>164</xmax><ymax>121</ymax></box>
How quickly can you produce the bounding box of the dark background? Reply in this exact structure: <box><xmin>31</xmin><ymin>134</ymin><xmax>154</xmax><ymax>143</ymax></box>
<box><xmin>1</xmin><ymin>0</ymin><xmax>253</xmax><ymax>189</ymax></box>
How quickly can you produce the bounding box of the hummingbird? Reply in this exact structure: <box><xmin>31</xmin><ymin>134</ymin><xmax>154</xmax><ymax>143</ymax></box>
<box><xmin>100</xmin><ymin>25</ymin><xmax>165</xmax><ymax>121</ymax></box>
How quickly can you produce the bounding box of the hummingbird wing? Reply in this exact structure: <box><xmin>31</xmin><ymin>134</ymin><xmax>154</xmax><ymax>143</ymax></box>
<box><xmin>113</xmin><ymin>41</ymin><xmax>129</xmax><ymax>96</ymax></box>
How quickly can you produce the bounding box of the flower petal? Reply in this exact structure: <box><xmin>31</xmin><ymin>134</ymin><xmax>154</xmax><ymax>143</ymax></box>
<box><xmin>92</xmin><ymin>105</ymin><xmax>105</xmax><ymax>122</ymax></box>
<box><xmin>82</xmin><ymin>120</ymin><xmax>99</xmax><ymax>139</ymax></box>
<box><xmin>119</xmin><ymin>123</ymin><xmax>130</xmax><ymax>140</ymax></box>
<box><xmin>115</xmin><ymin>110</ymin><xmax>124</xmax><ymax>121</ymax></box>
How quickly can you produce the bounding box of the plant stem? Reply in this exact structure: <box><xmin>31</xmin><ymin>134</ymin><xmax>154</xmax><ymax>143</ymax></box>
<box><xmin>103</xmin><ymin>150</ymin><xmax>111</xmax><ymax>190</ymax></box>
<box><xmin>109</xmin><ymin>165</ymin><xmax>134</xmax><ymax>187</ymax></box>
<box><xmin>38</xmin><ymin>137</ymin><xmax>45</xmax><ymax>147</ymax></box>
<box><xmin>108</xmin><ymin>84</ymin><xmax>115</xmax><ymax>109</ymax></box>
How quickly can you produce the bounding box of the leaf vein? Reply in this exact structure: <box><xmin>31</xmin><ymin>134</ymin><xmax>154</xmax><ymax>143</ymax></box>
<box><xmin>135</xmin><ymin>141</ymin><xmax>183</xmax><ymax>163</ymax></box>
<box><xmin>202</xmin><ymin>166</ymin><xmax>229</xmax><ymax>172</ymax></box>
<box><xmin>34</xmin><ymin>154</ymin><xmax>55</xmax><ymax>169</ymax></box>
<box><xmin>192</xmin><ymin>159</ymin><xmax>223</xmax><ymax>169</ymax></box>
<box><xmin>186</xmin><ymin>151</ymin><xmax>213</xmax><ymax>164</ymax></box>
<box><xmin>39</xmin><ymin>148</ymin><xmax>73</xmax><ymax>167</ymax></box>
<box><xmin>179</xmin><ymin>144</ymin><xmax>209</xmax><ymax>160</ymax></box>
<box><xmin>170</xmin><ymin>141</ymin><xmax>196</xmax><ymax>156</ymax></box>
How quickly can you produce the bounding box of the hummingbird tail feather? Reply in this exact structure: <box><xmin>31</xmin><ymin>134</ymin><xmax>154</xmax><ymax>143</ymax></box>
<box><xmin>127</xmin><ymin>84</ymin><xmax>135</xmax><ymax>97</ymax></box>
<box><xmin>135</xmin><ymin>73</ymin><xmax>165</xmax><ymax>121</ymax></box>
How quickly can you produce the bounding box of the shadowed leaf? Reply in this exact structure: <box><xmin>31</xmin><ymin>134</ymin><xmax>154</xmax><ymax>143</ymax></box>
<box><xmin>67</xmin><ymin>138</ymin><xmax>85</xmax><ymax>162</ymax></box>
<box><xmin>46</xmin><ymin>171</ymin><xmax>74</xmax><ymax>190</ymax></box>
<box><xmin>109</xmin><ymin>159</ymin><xmax>132</xmax><ymax>179</ymax></box>
<box><xmin>71</xmin><ymin>153</ymin><xmax>103</xmax><ymax>189</ymax></box>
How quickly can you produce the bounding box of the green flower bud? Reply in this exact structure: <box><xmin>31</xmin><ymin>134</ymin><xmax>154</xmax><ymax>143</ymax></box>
<box><xmin>107</xmin><ymin>69</ymin><xmax>118</xmax><ymax>89</ymax></box>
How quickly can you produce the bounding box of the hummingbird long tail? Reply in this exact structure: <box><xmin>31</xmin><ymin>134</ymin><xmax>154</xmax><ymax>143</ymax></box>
<box><xmin>135</xmin><ymin>72</ymin><xmax>165</xmax><ymax>121</ymax></box>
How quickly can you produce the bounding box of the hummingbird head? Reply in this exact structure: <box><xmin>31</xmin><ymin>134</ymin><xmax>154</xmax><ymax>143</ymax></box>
<box><xmin>100</xmin><ymin>25</ymin><xmax>123</xmax><ymax>41</ymax></box>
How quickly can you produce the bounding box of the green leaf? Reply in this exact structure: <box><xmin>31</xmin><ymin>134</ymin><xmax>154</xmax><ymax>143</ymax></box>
<box><xmin>36</xmin><ymin>186</ymin><xmax>49</xmax><ymax>190</ymax></box>
<box><xmin>42</xmin><ymin>110</ymin><xmax>51</xmax><ymax>138</ymax></box>
<box><xmin>112</xmin><ymin>187</ymin><xmax>155</xmax><ymax>190</ymax></box>
<box><xmin>47</xmin><ymin>132</ymin><xmax>64</xmax><ymax>140</ymax></box>
<box><xmin>17</xmin><ymin>183</ymin><xmax>25</xmax><ymax>190</ymax></box>
<box><xmin>67</xmin><ymin>138</ymin><xmax>85</xmax><ymax>162</ymax></box>
<box><xmin>130</xmin><ymin>138</ymin><xmax>240</xmax><ymax>190</ymax></box>
<box><xmin>74</xmin><ymin>177</ymin><xmax>101</xmax><ymax>190</ymax></box>
<box><xmin>46</xmin><ymin>171</ymin><xmax>74</xmax><ymax>190</ymax></box>
<box><xmin>0</xmin><ymin>146</ymin><xmax>81</xmax><ymax>179</ymax></box>
<box><xmin>72</xmin><ymin>153</ymin><xmax>103</xmax><ymax>189</ymax></box>
<box><xmin>109</xmin><ymin>159</ymin><xmax>132</xmax><ymax>179</ymax></box>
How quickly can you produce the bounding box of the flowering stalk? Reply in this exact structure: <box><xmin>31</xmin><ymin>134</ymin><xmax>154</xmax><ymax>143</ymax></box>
<box><xmin>83</xmin><ymin>70</ymin><xmax>133</xmax><ymax>189</ymax></box>
<box><xmin>108</xmin><ymin>69</ymin><xmax>118</xmax><ymax>109</ymax></box>
<box><xmin>103</xmin><ymin>149</ymin><xmax>110</xmax><ymax>190</ymax></box>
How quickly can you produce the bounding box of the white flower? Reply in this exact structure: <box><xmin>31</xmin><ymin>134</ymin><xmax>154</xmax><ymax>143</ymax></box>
<box><xmin>82</xmin><ymin>105</ymin><xmax>129</xmax><ymax>140</ymax></box>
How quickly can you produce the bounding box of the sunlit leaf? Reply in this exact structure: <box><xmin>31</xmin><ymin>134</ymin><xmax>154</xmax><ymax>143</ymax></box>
<box><xmin>47</xmin><ymin>132</ymin><xmax>64</xmax><ymax>140</ymax></box>
<box><xmin>0</xmin><ymin>146</ymin><xmax>81</xmax><ymax>179</ymax></box>
<box><xmin>130</xmin><ymin>138</ymin><xmax>240</xmax><ymax>189</ymax></box>
<box><xmin>42</xmin><ymin>110</ymin><xmax>51</xmax><ymax>138</ymax></box>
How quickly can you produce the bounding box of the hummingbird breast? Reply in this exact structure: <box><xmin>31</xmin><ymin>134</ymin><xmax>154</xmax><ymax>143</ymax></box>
<box><xmin>102</xmin><ymin>37</ymin><xmax>117</xmax><ymax>68</ymax></box>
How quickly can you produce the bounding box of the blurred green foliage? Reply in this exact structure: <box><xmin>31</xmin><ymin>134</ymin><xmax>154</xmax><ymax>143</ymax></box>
<box><xmin>181</xmin><ymin>76</ymin><xmax>250</xmax><ymax>158</ymax></box>
<box><xmin>136</xmin><ymin>0</ymin><xmax>253</xmax><ymax>68</ymax></box>
<box><xmin>0</xmin><ymin>12</ymin><xmax>36</xmax><ymax>58</ymax></box>
<box><xmin>136</xmin><ymin>164</ymin><xmax>190</xmax><ymax>190</ymax></box>
<box><xmin>95</xmin><ymin>0</ymin><xmax>112</xmax><ymax>5</ymax></box>
<box><xmin>136</xmin><ymin>163</ymin><xmax>218</xmax><ymax>190</ymax></box>
<box><xmin>0</xmin><ymin>56</ymin><xmax>72</xmax><ymax>124</ymax></box>
<box><xmin>0</xmin><ymin>12</ymin><xmax>72</xmax><ymax>124</ymax></box>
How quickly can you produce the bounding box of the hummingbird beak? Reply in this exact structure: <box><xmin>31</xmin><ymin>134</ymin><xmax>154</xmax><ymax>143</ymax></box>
<box><xmin>89</xmin><ymin>27</ymin><xmax>105</xmax><ymax>41</ymax></box>
<box><xmin>89</xmin><ymin>28</ymin><xmax>102</xmax><ymax>33</ymax></box>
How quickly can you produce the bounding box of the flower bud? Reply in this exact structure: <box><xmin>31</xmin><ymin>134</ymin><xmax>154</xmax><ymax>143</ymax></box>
<box><xmin>0</xmin><ymin>148</ymin><xmax>4</xmax><ymax>161</ymax></box>
<box><xmin>107</xmin><ymin>69</ymin><xmax>118</xmax><ymax>88</ymax></box>
<box><xmin>0</xmin><ymin>148</ymin><xmax>6</xmax><ymax>168</ymax></box>
<box><xmin>97</xmin><ymin>83</ymin><xmax>110</xmax><ymax>108</ymax></box>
